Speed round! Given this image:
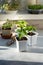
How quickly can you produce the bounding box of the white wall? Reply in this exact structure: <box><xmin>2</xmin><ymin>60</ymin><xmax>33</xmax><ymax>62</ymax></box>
<box><xmin>37</xmin><ymin>0</ymin><xmax>43</xmax><ymax>4</ymax></box>
<box><xmin>27</xmin><ymin>0</ymin><xmax>43</xmax><ymax>5</ymax></box>
<box><xmin>19</xmin><ymin>0</ymin><xmax>27</xmax><ymax>10</ymax></box>
<box><xmin>27</xmin><ymin>0</ymin><xmax>36</xmax><ymax>5</ymax></box>
<box><xmin>18</xmin><ymin>0</ymin><xmax>43</xmax><ymax>10</ymax></box>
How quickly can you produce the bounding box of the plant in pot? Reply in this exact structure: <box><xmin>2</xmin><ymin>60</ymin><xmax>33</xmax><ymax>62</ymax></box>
<box><xmin>15</xmin><ymin>20</ymin><xmax>28</xmax><ymax>52</ymax></box>
<box><xmin>0</xmin><ymin>0</ymin><xmax>19</xmax><ymax>14</ymax></box>
<box><xmin>26</xmin><ymin>25</ymin><xmax>38</xmax><ymax>46</ymax></box>
<box><xmin>2</xmin><ymin>19</ymin><xmax>12</xmax><ymax>39</ymax></box>
<box><xmin>6</xmin><ymin>0</ymin><xmax>19</xmax><ymax>14</ymax></box>
<box><xmin>27</xmin><ymin>5</ymin><xmax>43</xmax><ymax>14</ymax></box>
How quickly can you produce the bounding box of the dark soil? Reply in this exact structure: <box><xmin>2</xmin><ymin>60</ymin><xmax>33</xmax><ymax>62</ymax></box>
<box><xmin>2</xmin><ymin>28</ymin><xmax>11</xmax><ymax>30</ymax></box>
<box><xmin>28</xmin><ymin>32</ymin><xmax>36</xmax><ymax>36</ymax></box>
<box><xmin>16</xmin><ymin>37</ymin><xmax>27</xmax><ymax>41</ymax></box>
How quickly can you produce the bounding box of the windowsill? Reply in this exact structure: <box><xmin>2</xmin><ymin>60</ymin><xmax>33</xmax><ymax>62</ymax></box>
<box><xmin>0</xmin><ymin>11</ymin><xmax>43</xmax><ymax>21</ymax></box>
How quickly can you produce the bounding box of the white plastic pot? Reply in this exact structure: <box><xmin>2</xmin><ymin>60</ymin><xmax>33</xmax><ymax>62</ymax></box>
<box><xmin>27</xmin><ymin>32</ymin><xmax>38</xmax><ymax>46</ymax></box>
<box><xmin>16</xmin><ymin>39</ymin><xmax>28</xmax><ymax>52</ymax></box>
<box><xmin>5</xmin><ymin>10</ymin><xmax>18</xmax><ymax>14</ymax></box>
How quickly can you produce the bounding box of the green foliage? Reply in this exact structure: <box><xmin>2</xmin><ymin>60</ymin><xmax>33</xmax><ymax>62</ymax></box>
<box><xmin>15</xmin><ymin>20</ymin><xmax>27</xmax><ymax>28</ymax></box>
<box><xmin>28</xmin><ymin>5</ymin><xmax>43</xmax><ymax>10</ymax></box>
<box><xmin>8</xmin><ymin>0</ymin><xmax>19</xmax><ymax>10</ymax></box>
<box><xmin>15</xmin><ymin>20</ymin><xmax>37</xmax><ymax>39</ymax></box>
<box><xmin>16</xmin><ymin>28</ymin><xmax>27</xmax><ymax>39</ymax></box>
<box><xmin>0</xmin><ymin>0</ymin><xmax>19</xmax><ymax>10</ymax></box>
<box><xmin>0</xmin><ymin>0</ymin><xmax>8</xmax><ymax>10</ymax></box>
<box><xmin>2</xmin><ymin>19</ymin><xmax>12</xmax><ymax>30</ymax></box>
<box><xmin>26</xmin><ymin>26</ymin><xmax>36</xmax><ymax>32</ymax></box>
<box><xmin>15</xmin><ymin>20</ymin><xmax>27</xmax><ymax>40</ymax></box>
<box><xmin>2</xmin><ymin>4</ymin><xmax>9</xmax><ymax>10</ymax></box>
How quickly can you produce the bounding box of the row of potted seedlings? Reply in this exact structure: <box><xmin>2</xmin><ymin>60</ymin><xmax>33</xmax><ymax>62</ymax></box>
<box><xmin>1</xmin><ymin>20</ymin><xmax>38</xmax><ymax>52</ymax></box>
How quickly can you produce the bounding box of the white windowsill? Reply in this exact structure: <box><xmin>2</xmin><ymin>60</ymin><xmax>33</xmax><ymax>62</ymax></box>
<box><xmin>0</xmin><ymin>11</ymin><xmax>43</xmax><ymax>21</ymax></box>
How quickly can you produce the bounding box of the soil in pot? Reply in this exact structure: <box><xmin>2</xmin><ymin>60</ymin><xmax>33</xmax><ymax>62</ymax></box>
<box><xmin>27</xmin><ymin>32</ymin><xmax>35</xmax><ymax>36</ymax></box>
<box><xmin>16</xmin><ymin>37</ymin><xmax>28</xmax><ymax>52</ymax></box>
<box><xmin>16</xmin><ymin>37</ymin><xmax>27</xmax><ymax>41</ymax></box>
<box><xmin>2</xmin><ymin>28</ymin><xmax>11</xmax><ymax>30</ymax></box>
